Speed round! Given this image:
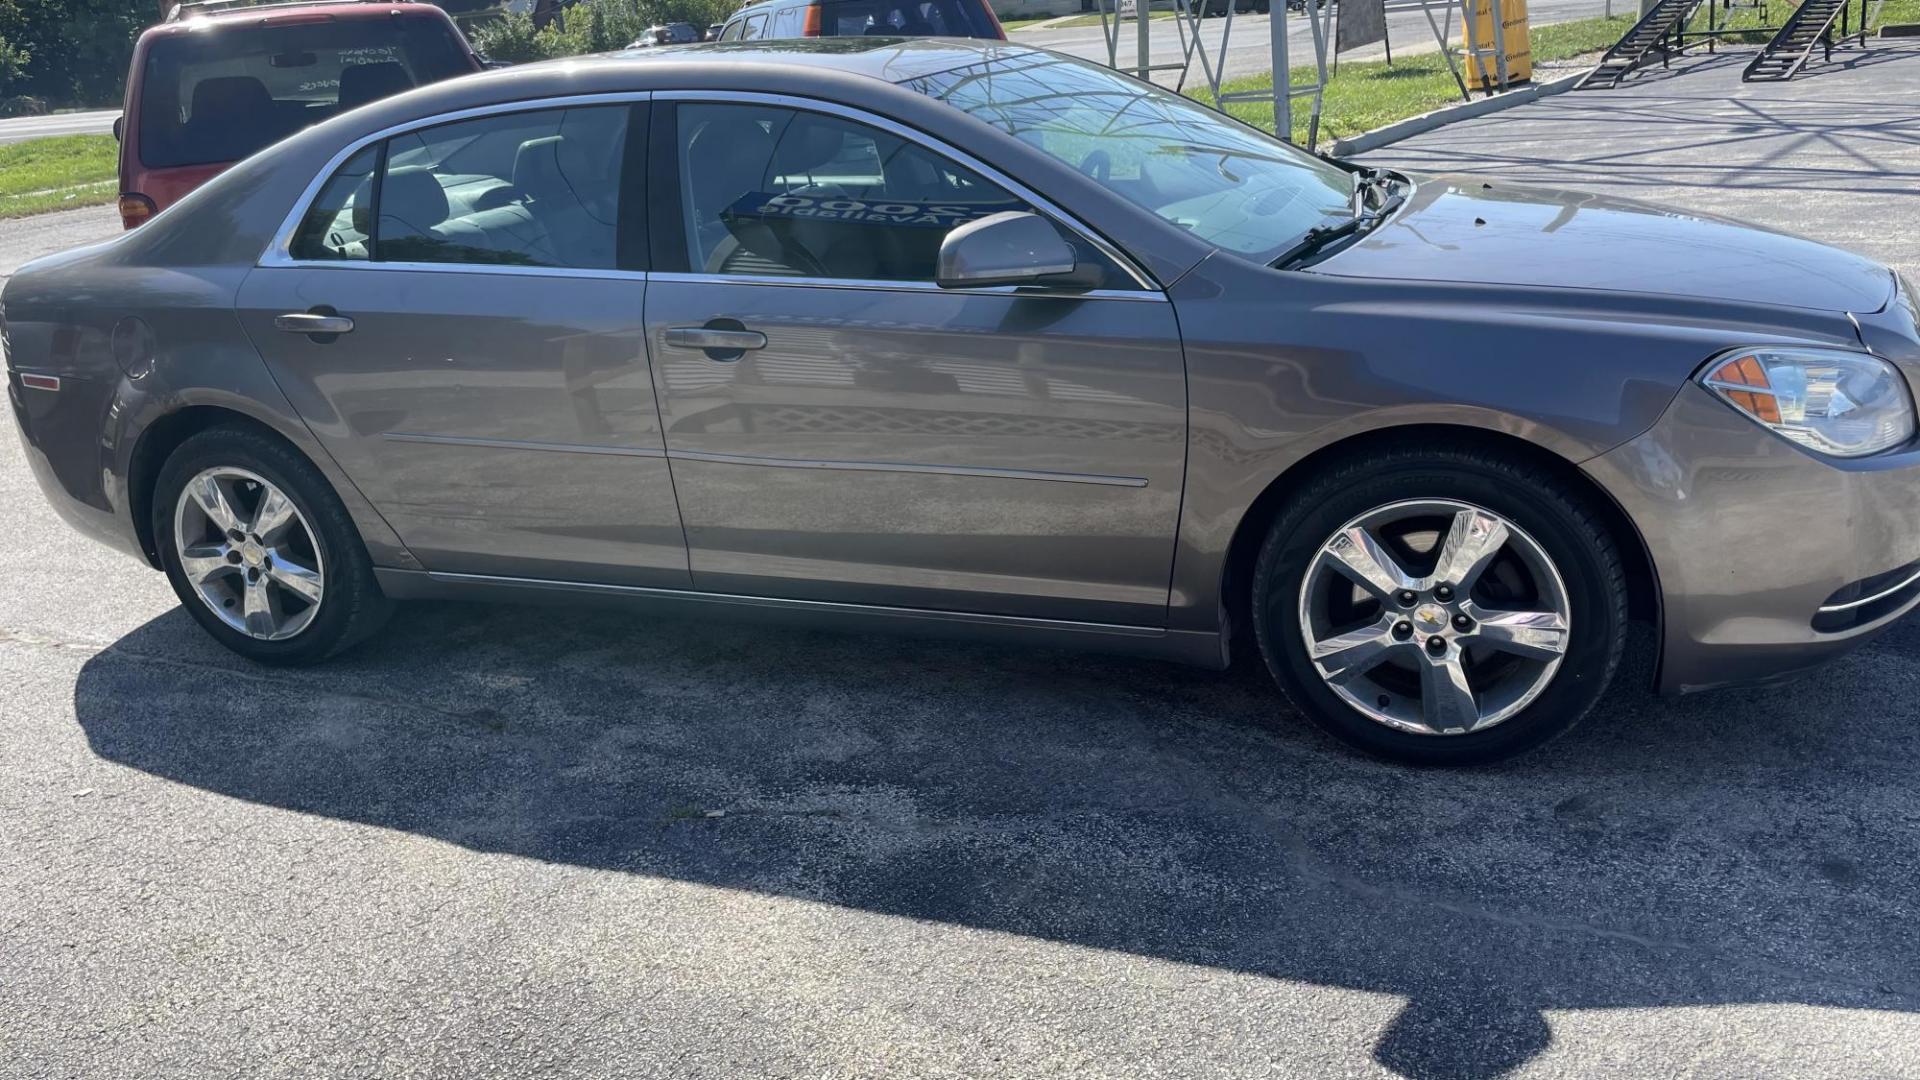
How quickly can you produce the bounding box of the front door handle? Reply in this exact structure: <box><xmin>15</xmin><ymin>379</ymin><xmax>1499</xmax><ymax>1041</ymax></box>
<box><xmin>274</xmin><ymin>311</ymin><xmax>355</xmax><ymax>337</ymax></box>
<box><xmin>665</xmin><ymin>325</ymin><xmax>767</xmax><ymax>354</ymax></box>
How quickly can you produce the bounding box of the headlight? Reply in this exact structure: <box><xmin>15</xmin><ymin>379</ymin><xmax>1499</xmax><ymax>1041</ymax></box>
<box><xmin>1698</xmin><ymin>346</ymin><xmax>1915</xmax><ymax>457</ymax></box>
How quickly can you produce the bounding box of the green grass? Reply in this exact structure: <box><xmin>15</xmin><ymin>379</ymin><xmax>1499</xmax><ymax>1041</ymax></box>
<box><xmin>0</xmin><ymin>134</ymin><xmax>117</xmax><ymax>220</ymax></box>
<box><xmin>1192</xmin><ymin>14</ymin><xmax>1640</xmax><ymax>145</ymax></box>
<box><xmin>997</xmin><ymin>12</ymin><xmax>1061</xmax><ymax>30</ymax></box>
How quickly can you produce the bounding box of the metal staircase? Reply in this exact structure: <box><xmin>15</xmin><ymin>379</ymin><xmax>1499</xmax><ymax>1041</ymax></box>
<box><xmin>1576</xmin><ymin>0</ymin><xmax>1706</xmax><ymax>88</ymax></box>
<box><xmin>1743</xmin><ymin>0</ymin><xmax>1850</xmax><ymax>80</ymax></box>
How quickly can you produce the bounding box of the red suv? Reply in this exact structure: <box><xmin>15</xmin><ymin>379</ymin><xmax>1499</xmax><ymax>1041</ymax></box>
<box><xmin>714</xmin><ymin>0</ymin><xmax>1005</xmax><ymax>41</ymax></box>
<box><xmin>116</xmin><ymin>0</ymin><xmax>484</xmax><ymax>229</ymax></box>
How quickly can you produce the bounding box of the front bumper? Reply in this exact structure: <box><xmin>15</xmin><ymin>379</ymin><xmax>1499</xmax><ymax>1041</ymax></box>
<box><xmin>1585</xmin><ymin>381</ymin><xmax>1920</xmax><ymax>694</ymax></box>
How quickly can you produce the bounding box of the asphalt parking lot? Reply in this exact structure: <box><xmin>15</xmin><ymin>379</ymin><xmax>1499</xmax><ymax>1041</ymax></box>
<box><xmin>7</xmin><ymin>43</ymin><xmax>1920</xmax><ymax>1080</ymax></box>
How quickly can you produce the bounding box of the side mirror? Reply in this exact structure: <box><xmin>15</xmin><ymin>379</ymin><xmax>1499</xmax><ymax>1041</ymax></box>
<box><xmin>112</xmin><ymin>115</ymin><xmax>123</xmax><ymax>141</ymax></box>
<box><xmin>936</xmin><ymin>211</ymin><xmax>1085</xmax><ymax>290</ymax></box>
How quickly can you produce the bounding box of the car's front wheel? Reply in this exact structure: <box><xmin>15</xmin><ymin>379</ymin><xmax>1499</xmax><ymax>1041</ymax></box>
<box><xmin>154</xmin><ymin>424</ymin><xmax>391</xmax><ymax>664</ymax></box>
<box><xmin>1252</xmin><ymin>445</ymin><xmax>1627</xmax><ymax>764</ymax></box>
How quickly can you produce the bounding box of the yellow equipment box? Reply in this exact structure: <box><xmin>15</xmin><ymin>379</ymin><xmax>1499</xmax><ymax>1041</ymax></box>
<box><xmin>1464</xmin><ymin>0</ymin><xmax>1533</xmax><ymax>88</ymax></box>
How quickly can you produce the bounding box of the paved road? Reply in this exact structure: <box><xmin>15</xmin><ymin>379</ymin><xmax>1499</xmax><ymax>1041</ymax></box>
<box><xmin>7</xmin><ymin>43</ymin><xmax>1920</xmax><ymax>1080</ymax></box>
<box><xmin>1357</xmin><ymin>43</ymin><xmax>1920</xmax><ymax>280</ymax></box>
<box><xmin>1016</xmin><ymin>0</ymin><xmax>1624</xmax><ymax>84</ymax></box>
<box><xmin>0</xmin><ymin>205</ymin><xmax>119</xmax><ymax>286</ymax></box>
<box><xmin>0</xmin><ymin>107</ymin><xmax>118</xmax><ymax>146</ymax></box>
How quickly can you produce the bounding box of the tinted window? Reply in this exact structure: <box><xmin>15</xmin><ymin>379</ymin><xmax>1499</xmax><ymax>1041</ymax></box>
<box><xmin>771</xmin><ymin>6</ymin><xmax>806</xmax><ymax>35</ymax></box>
<box><xmin>291</xmin><ymin>106</ymin><xmax>631</xmax><ymax>268</ymax></box>
<box><xmin>719</xmin><ymin>19</ymin><xmax>746</xmax><ymax>39</ymax></box>
<box><xmin>739</xmin><ymin>13</ymin><xmax>770</xmax><ymax>38</ymax></box>
<box><xmin>676</xmin><ymin>103</ymin><xmax>1044</xmax><ymax>282</ymax></box>
<box><xmin>907</xmin><ymin>51</ymin><xmax>1351</xmax><ymax>264</ymax></box>
<box><xmin>815</xmin><ymin>0</ymin><xmax>997</xmax><ymax>36</ymax></box>
<box><xmin>374</xmin><ymin>106</ymin><xmax>629</xmax><ymax>269</ymax></box>
<box><xmin>288</xmin><ymin>145</ymin><xmax>377</xmax><ymax>261</ymax></box>
<box><xmin>137</xmin><ymin>16</ymin><xmax>472</xmax><ymax>169</ymax></box>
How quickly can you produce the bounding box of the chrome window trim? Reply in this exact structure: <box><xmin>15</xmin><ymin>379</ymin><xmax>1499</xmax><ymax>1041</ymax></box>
<box><xmin>647</xmin><ymin>271</ymin><xmax>1159</xmax><ymax>303</ymax></box>
<box><xmin>275</xmin><ymin>260</ymin><xmax>649</xmax><ymax>282</ymax></box>
<box><xmin>652</xmin><ymin>89</ymin><xmax>1161</xmax><ymax>293</ymax></box>
<box><xmin>260</xmin><ymin>88</ymin><xmax>1164</xmax><ymax>296</ymax></box>
<box><xmin>260</xmin><ymin>91</ymin><xmax>655</xmax><ymax>270</ymax></box>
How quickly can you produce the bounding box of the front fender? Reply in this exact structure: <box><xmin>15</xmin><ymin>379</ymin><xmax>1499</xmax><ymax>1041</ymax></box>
<box><xmin>1162</xmin><ymin>252</ymin><xmax>1863</xmax><ymax>633</ymax></box>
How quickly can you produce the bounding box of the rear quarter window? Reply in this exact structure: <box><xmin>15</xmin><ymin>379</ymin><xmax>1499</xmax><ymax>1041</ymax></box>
<box><xmin>137</xmin><ymin>16</ymin><xmax>472</xmax><ymax>170</ymax></box>
<box><xmin>816</xmin><ymin>0</ymin><xmax>997</xmax><ymax>36</ymax></box>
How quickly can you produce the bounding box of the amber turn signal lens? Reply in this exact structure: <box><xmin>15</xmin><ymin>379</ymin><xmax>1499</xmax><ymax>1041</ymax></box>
<box><xmin>1704</xmin><ymin>354</ymin><xmax>1783</xmax><ymax>424</ymax></box>
<box><xmin>118</xmin><ymin>192</ymin><xmax>157</xmax><ymax>230</ymax></box>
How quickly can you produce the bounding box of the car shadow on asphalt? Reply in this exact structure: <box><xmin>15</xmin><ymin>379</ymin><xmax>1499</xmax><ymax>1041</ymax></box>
<box><xmin>72</xmin><ymin>599</ymin><xmax>1920</xmax><ymax>1078</ymax></box>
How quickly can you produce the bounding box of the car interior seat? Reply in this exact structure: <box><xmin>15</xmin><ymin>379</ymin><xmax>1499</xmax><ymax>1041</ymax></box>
<box><xmin>511</xmin><ymin>109</ymin><xmax>627</xmax><ymax>269</ymax></box>
<box><xmin>337</xmin><ymin>62</ymin><xmax>415</xmax><ymax>113</ymax></box>
<box><xmin>187</xmin><ymin>76</ymin><xmax>279</xmax><ymax>162</ymax></box>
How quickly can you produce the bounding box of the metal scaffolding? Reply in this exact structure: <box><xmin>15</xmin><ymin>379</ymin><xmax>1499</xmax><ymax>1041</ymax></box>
<box><xmin>1079</xmin><ymin>0</ymin><xmax>1517</xmax><ymax>144</ymax></box>
<box><xmin>1088</xmin><ymin>0</ymin><xmax>1337</xmax><ymax>145</ymax></box>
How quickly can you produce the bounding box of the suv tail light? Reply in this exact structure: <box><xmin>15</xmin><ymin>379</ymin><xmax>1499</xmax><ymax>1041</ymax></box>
<box><xmin>802</xmin><ymin>4</ymin><xmax>822</xmax><ymax>33</ymax></box>
<box><xmin>119</xmin><ymin>193</ymin><xmax>158</xmax><ymax>230</ymax></box>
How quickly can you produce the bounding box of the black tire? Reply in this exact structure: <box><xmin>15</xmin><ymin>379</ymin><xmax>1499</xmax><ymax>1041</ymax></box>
<box><xmin>153</xmin><ymin>423</ymin><xmax>392</xmax><ymax>665</ymax></box>
<box><xmin>1251</xmin><ymin>444</ymin><xmax>1627</xmax><ymax>765</ymax></box>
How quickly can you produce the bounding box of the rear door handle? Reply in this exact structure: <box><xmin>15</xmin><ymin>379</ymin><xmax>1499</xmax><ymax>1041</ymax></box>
<box><xmin>274</xmin><ymin>312</ymin><xmax>355</xmax><ymax>336</ymax></box>
<box><xmin>664</xmin><ymin>326</ymin><xmax>767</xmax><ymax>353</ymax></box>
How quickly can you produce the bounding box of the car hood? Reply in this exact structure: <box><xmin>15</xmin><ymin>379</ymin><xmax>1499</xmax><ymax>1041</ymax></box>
<box><xmin>1310</xmin><ymin>175</ymin><xmax>1895</xmax><ymax>315</ymax></box>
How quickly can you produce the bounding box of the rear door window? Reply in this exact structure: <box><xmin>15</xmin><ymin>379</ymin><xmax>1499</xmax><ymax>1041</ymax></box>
<box><xmin>137</xmin><ymin>16</ymin><xmax>472</xmax><ymax>169</ymax></box>
<box><xmin>738</xmin><ymin>13</ymin><xmax>771</xmax><ymax>38</ymax></box>
<box><xmin>814</xmin><ymin>0</ymin><xmax>997</xmax><ymax>36</ymax></box>
<box><xmin>289</xmin><ymin>104</ymin><xmax>639</xmax><ymax>271</ymax></box>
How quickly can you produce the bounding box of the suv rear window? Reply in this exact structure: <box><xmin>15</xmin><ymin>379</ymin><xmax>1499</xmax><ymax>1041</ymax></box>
<box><xmin>137</xmin><ymin>16</ymin><xmax>471</xmax><ymax>169</ymax></box>
<box><xmin>813</xmin><ymin>0</ymin><xmax>997</xmax><ymax>36</ymax></box>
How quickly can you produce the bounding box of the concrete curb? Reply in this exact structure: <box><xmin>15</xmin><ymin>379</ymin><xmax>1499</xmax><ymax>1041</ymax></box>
<box><xmin>1328</xmin><ymin>68</ymin><xmax>1589</xmax><ymax>155</ymax></box>
<box><xmin>1008</xmin><ymin>13</ymin><xmax>1097</xmax><ymax>31</ymax></box>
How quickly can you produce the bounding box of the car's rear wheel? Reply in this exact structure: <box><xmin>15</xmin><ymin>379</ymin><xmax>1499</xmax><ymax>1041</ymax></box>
<box><xmin>1251</xmin><ymin>445</ymin><xmax>1627</xmax><ymax>764</ymax></box>
<box><xmin>154</xmin><ymin>424</ymin><xmax>391</xmax><ymax>664</ymax></box>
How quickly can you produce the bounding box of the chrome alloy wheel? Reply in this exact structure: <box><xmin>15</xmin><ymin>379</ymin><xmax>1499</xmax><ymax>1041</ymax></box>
<box><xmin>172</xmin><ymin>467</ymin><xmax>326</xmax><ymax>641</ymax></box>
<box><xmin>1297</xmin><ymin>499</ymin><xmax>1571</xmax><ymax>736</ymax></box>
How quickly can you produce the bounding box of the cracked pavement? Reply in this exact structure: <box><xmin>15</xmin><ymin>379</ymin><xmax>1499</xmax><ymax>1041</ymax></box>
<box><xmin>8</xmin><ymin>45</ymin><xmax>1920</xmax><ymax>1080</ymax></box>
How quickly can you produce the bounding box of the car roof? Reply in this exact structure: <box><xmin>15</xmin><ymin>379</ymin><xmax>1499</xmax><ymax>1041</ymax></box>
<box><xmin>144</xmin><ymin>0</ymin><xmax>453</xmax><ymax>39</ymax></box>
<box><xmin>563</xmin><ymin>37</ymin><xmax>1022</xmax><ymax>86</ymax></box>
<box><xmin>726</xmin><ymin>0</ymin><xmax>796</xmax><ymax>15</ymax></box>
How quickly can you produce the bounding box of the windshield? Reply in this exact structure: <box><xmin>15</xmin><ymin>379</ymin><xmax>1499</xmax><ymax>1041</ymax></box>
<box><xmin>904</xmin><ymin>51</ymin><xmax>1357</xmax><ymax>264</ymax></box>
<box><xmin>138</xmin><ymin>16</ymin><xmax>472</xmax><ymax>170</ymax></box>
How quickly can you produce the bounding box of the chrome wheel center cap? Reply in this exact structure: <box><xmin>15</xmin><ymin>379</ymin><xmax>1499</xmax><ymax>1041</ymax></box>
<box><xmin>1412</xmin><ymin>604</ymin><xmax>1448</xmax><ymax>635</ymax></box>
<box><xmin>240</xmin><ymin>539</ymin><xmax>266</xmax><ymax>568</ymax></box>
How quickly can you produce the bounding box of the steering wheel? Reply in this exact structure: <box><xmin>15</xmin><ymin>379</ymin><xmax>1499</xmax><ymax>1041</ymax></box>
<box><xmin>1079</xmin><ymin>150</ymin><xmax>1112</xmax><ymax>183</ymax></box>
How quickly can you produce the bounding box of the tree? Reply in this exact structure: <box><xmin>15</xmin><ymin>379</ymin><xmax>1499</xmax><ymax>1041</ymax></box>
<box><xmin>0</xmin><ymin>0</ymin><xmax>144</xmax><ymax>105</ymax></box>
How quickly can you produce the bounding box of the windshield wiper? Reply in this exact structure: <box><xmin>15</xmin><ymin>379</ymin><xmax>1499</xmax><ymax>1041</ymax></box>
<box><xmin>1270</xmin><ymin>176</ymin><xmax>1407</xmax><ymax>270</ymax></box>
<box><xmin>1268</xmin><ymin>217</ymin><xmax>1369</xmax><ymax>270</ymax></box>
